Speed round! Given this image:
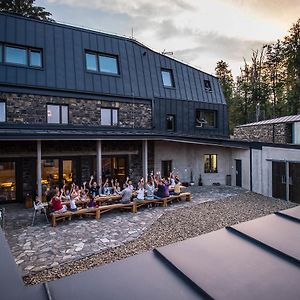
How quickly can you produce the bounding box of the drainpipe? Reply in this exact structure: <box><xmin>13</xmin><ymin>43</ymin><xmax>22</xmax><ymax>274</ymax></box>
<box><xmin>250</xmin><ymin>147</ymin><xmax>253</xmax><ymax>191</ymax></box>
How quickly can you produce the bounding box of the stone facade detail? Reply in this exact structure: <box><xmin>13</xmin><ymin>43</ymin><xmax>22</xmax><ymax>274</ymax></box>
<box><xmin>233</xmin><ymin>123</ymin><xmax>292</xmax><ymax>144</ymax></box>
<box><xmin>1</xmin><ymin>93</ymin><xmax>152</xmax><ymax>129</ymax></box>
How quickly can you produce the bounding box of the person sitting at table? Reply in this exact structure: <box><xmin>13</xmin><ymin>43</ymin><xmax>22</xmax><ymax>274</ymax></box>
<box><xmin>89</xmin><ymin>175</ymin><xmax>100</xmax><ymax>198</ymax></box>
<box><xmin>50</xmin><ymin>190</ymin><xmax>67</xmax><ymax>213</ymax></box>
<box><xmin>112</xmin><ymin>179</ymin><xmax>121</xmax><ymax>194</ymax></box>
<box><xmin>154</xmin><ymin>177</ymin><xmax>169</xmax><ymax>199</ymax></box>
<box><xmin>145</xmin><ymin>176</ymin><xmax>155</xmax><ymax>200</ymax></box>
<box><xmin>61</xmin><ymin>185</ymin><xmax>71</xmax><ymax>201</ymax></box>
<box><xmin>87</xmin><ymin>194</ymin><xmax>95</xmax><ymax>208</ymax></box>
<box><xmin>102</xmin><ymin>178</ymin><xmax>111</xmax><ymax>195</ymax></box>
<box><xmin>125</xmin><ymin>177</ymin><xmax>134</xmax><ymax>191</ymax></box>
<box><xmin>71</xmin><ymin>184</ymin><xmax>80</xmax><ymax>201</ymax></box>
<box><xmin>136</xmin><ymin>177</ymin><xmax>145</xmax><ymax>201</ymax></box>
<box><xmin>118</xmin><ymin>183</ymin><xmax>132</xmax><ymax>204</ymax></box>
<box><xmin>171</xmin><ymin>178</ymin><xmax>181</xmax><ymax>195</ymax></box>
<box><xmin>169</xmin><ymin>172</ymin><xmax>176</xmax><ymax>187</ymax></box>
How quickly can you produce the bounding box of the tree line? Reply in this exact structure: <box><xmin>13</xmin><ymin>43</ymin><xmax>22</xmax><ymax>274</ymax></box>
<box><xmin>215</xmin><ymin>19</ymin><xmax>300</xmax><ymax>133</ymax></box>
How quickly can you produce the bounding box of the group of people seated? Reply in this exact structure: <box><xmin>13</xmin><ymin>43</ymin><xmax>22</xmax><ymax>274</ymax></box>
<box><xmin>39</xmin><ymin>173</ymin><xmax>182</xmax><ymax>214</ymax></box>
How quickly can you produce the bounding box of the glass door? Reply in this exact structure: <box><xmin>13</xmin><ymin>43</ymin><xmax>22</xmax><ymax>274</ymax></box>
<box><xmin>0</xmin><ymin>161</ymin><xmax>16</xmax><ymax>202</ymax></box>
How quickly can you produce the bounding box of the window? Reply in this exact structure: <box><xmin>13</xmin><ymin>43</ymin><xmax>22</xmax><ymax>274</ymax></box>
<box><xmin>86</xmin><ymin>53</ymin><xmax>98</xmax><ymax>71</ymax></box>
<box><xmin>162</xmin><ymin>160</ymin><xmax>172</xmax><ymax>178</ymax></box>
<box><xmin>161</xmin><ymin>69</ymin><xmax>174</xmax><ymax>87</ymax></box>
<box><xmin>29</xmin><ymin>50</ymin><xmax>42</xmax><ymax>67</ymax></box>
<box><xmin>5</xmin><ymin>46</ymin><xmax>27</xmax><ymax>65</ymax></box>
<box><xmin>195</xmin><ymin>109</ymin><xmax>217</xmax><ymax>128</ymax></box>
<box><xmin>47</xmin><ymin>104</ymin><xmax>68</xmax><ymax>124</ymax></box>
<box><xmin>0</xmin><ymin>102</ymin><xmax>6</xmax><ymax>122</ymax></box>
<box><xmin>85</xmin><ymin>51</ymin><xmax>119</xmax><ymax>75</ymax></box>
<box><xmin>204</xmin><ymin>80</ymin><xmax>212</xmax><ymax>92</ymax></box>
<box><xmin>99</xmin><ymin>54</ymin><xmax>118</xmax><ymax>74</ymax></box>
<box><xmin>166</xmin><ymin>114</ymin><xmax>175</xmax><ymax>131</ymax></box>
<box><xmin>204</xmin><ymin>154</ymin><xmax>218</xmax><ymax>173</ymax></box>
<box><xmin>101</xmin><ymin>108</ymin><xmax>118</xmax><ymax>126</ymax></box>
<box><xmin>0</xmin><ymin>44</ymin><xmax>42</xmax><ymax>68</ymax></box>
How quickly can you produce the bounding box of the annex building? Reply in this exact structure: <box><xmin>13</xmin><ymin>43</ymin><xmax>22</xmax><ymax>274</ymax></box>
<box><xmin>0</xmin><ymin>12</ymin><xmax>299</xmax><ymax>204</ymax></box>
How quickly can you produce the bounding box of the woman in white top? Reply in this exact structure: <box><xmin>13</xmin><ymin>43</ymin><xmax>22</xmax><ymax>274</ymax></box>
<box><xmin>136</xmin><ymin>178</ymin><xmax>145</xmax><ymax>201</ymax></box>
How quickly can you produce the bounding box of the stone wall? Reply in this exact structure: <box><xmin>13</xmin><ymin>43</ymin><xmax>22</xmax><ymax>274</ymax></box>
<box><xmin>233</xmin><ymin>123</ymin><xmax>292</xmax><ymax>144</ymax></box>
<box><xmin>1</xmin><ymin>93</ymin><xmax>152</xmax><ymax>129</ymax></box>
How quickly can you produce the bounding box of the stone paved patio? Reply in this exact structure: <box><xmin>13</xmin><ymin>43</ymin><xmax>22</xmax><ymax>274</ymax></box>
<box><xmin>1</xmin><ymin>186</ymin><xmax>244</xmax><ymax>275</ymax></box>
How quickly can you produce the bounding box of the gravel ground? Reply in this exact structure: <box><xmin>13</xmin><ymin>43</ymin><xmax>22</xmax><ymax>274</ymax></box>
<box><xmin>23</xmin><ymin>191</ymin><xmax>297</xmax><ymax>285</ymax></box>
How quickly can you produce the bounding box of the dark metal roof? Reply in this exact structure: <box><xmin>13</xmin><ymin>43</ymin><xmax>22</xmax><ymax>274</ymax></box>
<box><xmin>1</xmin><ymin>206</ymin><xmax>300</xmax><ymax>299</ymax></box>
<box><xmin>237</xmin><ymin>114</ymin><xmax>300</xmax><ymax>127</ymax></box>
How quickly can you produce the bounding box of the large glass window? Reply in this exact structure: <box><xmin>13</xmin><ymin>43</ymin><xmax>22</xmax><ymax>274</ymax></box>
<box><xmin>47</xmin><ymin>104</ymin><xmax>68</xmax><ymax>124</ymax></box>
<box><xmin>0</xmin><ymin>161</ymin><xmax>16</xmax><ymax>202</ymax></box>
<box><xmin>195</xmin><ymin>109</ymin><xmax>217</xmax><ymax>128</ymax></box>
<box><xmin>5</xmin><ymin>46</ymin><xmax>27</xmax><ymax>65</ymax></box>
<box><xmin>99</xmin><ymin>55</ymin><xmax>118</xmax><ymax>74</ymax></box>
<box><xmin>0</xmin><ymin>102</ymin><xmax>5</xmax><ymax>122</ymax></box>
<box><xmin>29</xmin><ymin>49</ymin><xmax>42</xmax><ymax>67</ymax></box>
<box><xmin>101</xmin><ymin>108</ymin><xmax>118</xmax><ymax>126</ymax></box>
<box><xmin>161</xmin><ymin>69</ymin><xmax>174</xmax><ymax>87</ymax></box>
<box><xmin>85</xmin><ymin>50</ymin><xmax>119</xmax><ymax>75</ymax></box>
<box><xmin>86</xmin><ymin>52</ymin><xmax>98</xmax><ymax>71</ymax></box>
<box><xmin>204</xmin><ymin>154</ymin><xmax>218</xmax><ymax>173</ymax></box>
<box><xmin>166</xmin><ymin>114</ymin><xmax>175</xmax><ymax>131</ymax></box>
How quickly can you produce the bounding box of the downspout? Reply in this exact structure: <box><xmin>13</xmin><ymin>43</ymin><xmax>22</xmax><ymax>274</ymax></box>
<box><xmin>250</xmin><ymin>147</ymin><xmax>253</xmax><ymax>192</ymax></box>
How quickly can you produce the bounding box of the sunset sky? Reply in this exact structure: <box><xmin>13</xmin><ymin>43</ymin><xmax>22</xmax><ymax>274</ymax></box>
<box><xmin>36</xmin><ymin>0</ymin><xmax>299</xmax><ymax>77</ymax></box>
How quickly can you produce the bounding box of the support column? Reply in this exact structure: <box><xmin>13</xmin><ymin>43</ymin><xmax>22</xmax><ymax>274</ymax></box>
<box><xmin>142</xmin><ymin>140</ymin><xmax>148</xmax><ymax>180</ymax></box>
<box><xmin>286</xmin><ymin>161</ymin><xmax>289</xmax><ymax>201</ymax></box>
<box><xmin>36</xmin><ymin>140</ymin><xmax>42</xmax><ymax>200</ymax></box>
<box><xmin>96</xmin><ymin>140</ymin><xmax>102</xmax><ymax>184</ymax></box>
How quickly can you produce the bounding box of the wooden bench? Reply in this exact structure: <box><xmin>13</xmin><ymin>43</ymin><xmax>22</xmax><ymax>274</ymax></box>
<box><xmin>50</xmin><ymin>208</ymin><xmax>94</xmax><ymax>227</ymax></box>
<box><xmin>134</xmin><ymin>192</ymin><xmax>192</xmax><ymax>210</ymax></box>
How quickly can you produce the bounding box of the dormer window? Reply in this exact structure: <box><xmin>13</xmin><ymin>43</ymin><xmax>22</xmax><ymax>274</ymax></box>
<box><xmin>204</xmin><ymin>80</ymin><xmax>212</xmax><ymax>92</ymax></box>
<box><xmin>161</xmin><ymin>69</ymin><xmax>175</xmax><ymax>88</ymax></box>
<box><xmin>195</xmin><ymin>109</ymin><xmax>217</xmax><ymax>128</ymax></box>
<box><xmin>85</xmin><ymin>51</ymin><xmax>119</xmax><ymax>75</ymax></box>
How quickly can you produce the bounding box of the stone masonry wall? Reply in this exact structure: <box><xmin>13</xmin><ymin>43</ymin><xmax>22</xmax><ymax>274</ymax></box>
<box><xmin>233</xmin><ymin>123</ymin><xmax>291</xmax><ymax>144</ymax></box>
<box><xmin>1</xmin><ymin>93</ymin><xmax>152</xmax><ymax>129</ymax></box>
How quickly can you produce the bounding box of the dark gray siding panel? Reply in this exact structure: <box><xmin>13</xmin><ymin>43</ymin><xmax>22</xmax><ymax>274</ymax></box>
<box><xmin>0</xmin><ymin>13</ymin><xmax>226</xmax><ymax>105</ymax></box>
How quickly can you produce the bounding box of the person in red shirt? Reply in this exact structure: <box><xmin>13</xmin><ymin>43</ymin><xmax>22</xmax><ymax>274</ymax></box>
<box><xmin>50</xmin><ymin>190</ymin><xmax>67</xmax><ymax>213</ymax></box>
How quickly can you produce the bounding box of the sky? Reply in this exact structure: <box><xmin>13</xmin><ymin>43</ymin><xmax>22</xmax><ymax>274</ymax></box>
<box><xmin>36</xmin><ymin>0</ymin><xmax>299</xmax><ymax>78</ymax></box>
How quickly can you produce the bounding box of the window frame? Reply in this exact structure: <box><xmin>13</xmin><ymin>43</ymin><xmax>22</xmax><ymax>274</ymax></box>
<box><xmin>100</xmin><ymin>107</ymin><xmax>119</xmax><ymax>127</ymax></box>
<box><xmin>47</xmin><ymin>104</ymin><xmax>69</xmax><ymax>125</ymax></box>
<box><xmin>0</xmin><ymin>43</ymin><xmax>43</xmax><ymax>69</ymax></box>
<box><xmin>204</xmin><ymin>79</ymin><xmax>213</xmax><ymax>92</ymax></box>
<box><xmin>195</xmin><ymin>109</ymin><xmax>217</xmax><ymax>128</ymax></box>
<box><xmin>204</xmin><ymin>154</ymin><xmax>218</xmax><ymax>173</ymax></box>
<box><xmin>161</xmin><ymin>68</ymin><xmax>175</xmax><ymax>88</ymax></box>
<box><xmin>29</xmin><ymin>48</ymin><xmax>43</xmax><ymax>68</ymax></box>
<box><xmin>0</xmin><ymin>101</ymin><xmax>6</xmax><ymax>123</ymax></box>
<box><xmin>85</xmin><ymin>50</ymin><xmax>120</xmax><ymax>76</ymax></box>
<box><xmin>98</xmin><ymin>53</ymin><xmax>119</xmax><ymax>75</ymax></box>
<box><xmin>166</xmin><ymin>114</ymin><xmax>176</xmax><ymax>131</ymax></box>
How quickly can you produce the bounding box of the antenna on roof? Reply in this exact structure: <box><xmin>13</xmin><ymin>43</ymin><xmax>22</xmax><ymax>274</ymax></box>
<box><xmin>131</xmin><ymin>27</ymin><xmax>134</xmax><ymax>39</ymax></box>
<box><xmin>161</xmin><ymin>49</ymin><xmax>174</xmax><ymax>56</ymax></box>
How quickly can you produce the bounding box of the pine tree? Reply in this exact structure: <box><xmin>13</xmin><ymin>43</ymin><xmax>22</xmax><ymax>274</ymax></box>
<box><xmin>0</xmin><ymin>0</ymin><xmax>54</xmax><ymax>21</ymax></box>
<box><xmin>283</xmin><ymin>19</ymin><xmax>300</xmax><ymax>114</ymax></box>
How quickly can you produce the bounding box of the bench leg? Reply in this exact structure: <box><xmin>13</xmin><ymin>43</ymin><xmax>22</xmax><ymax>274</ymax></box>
<box><xmin>51</xmin><ymin>216</ymin><xmax>56</xmax><ymax>227</ymax></box>
<box><xmin>134</xmin><ymin>203</ymin><xmax>138</xmax><ymax>213</ymax></box>
<box><xmin>95</xmin><ymin>210</ymin><xmax>100</xmax><ymax>219</ymax></box>
<box><xmin>163</xmin><ymin>200</ymin><xmax>167</xmax><ymax>207</ymax></box>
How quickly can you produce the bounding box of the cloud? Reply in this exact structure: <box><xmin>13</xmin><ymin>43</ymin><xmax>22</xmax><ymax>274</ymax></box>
<box><xmin>47</xmin><ymin>0</ymin><xmax>194</xmax><ymax>19</ymax></box>
<box><xmin>225</xmin><ymin>0</ymin><xmax>300</xmax><ymax>25</ymax></box>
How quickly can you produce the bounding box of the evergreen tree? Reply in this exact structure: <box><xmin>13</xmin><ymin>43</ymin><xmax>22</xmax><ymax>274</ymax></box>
<box><xmin>0</xmin><ymin>0</ymin><xmax>54</xmax><ymax>21</ymax></box>
<box><xmin>283</xmin><ymin>19</ymin><xmax>300</xmax><ymax>114</ymax></box>
<box><xmin>215</xmin><ymin>60</ymin><xmax>235</xmax><ymax>132</ymax></box>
